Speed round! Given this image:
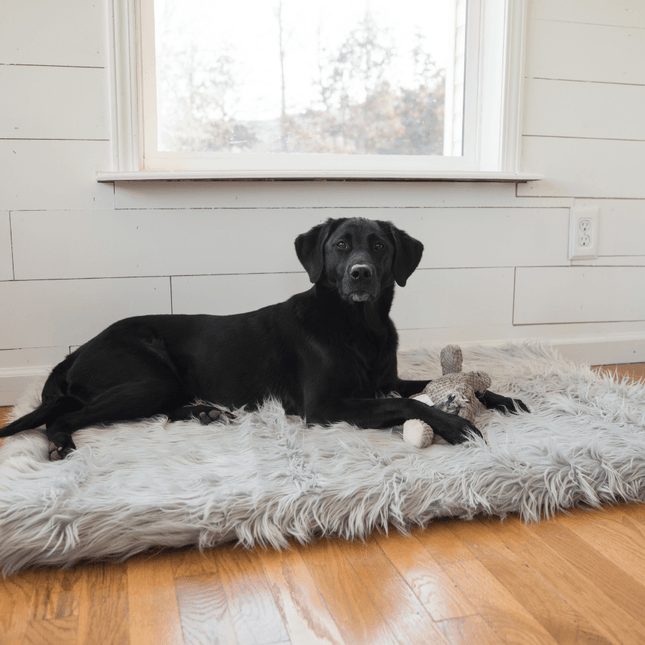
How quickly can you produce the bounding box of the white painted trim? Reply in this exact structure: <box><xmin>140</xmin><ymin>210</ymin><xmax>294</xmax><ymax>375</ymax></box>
<box><xmin>108</xmin><ymin>0</ymin><xmax>141</xmax><ymax>172</ymax></box>
<box><xmin>500</xmin><ymin>0</ymin><xmax>528</xmax><ymax>173</ymax></box>
<box><xmin>107</xmin><ymin>0</ymin><xmax>529</xmax><ymax>177</ymax></box>
<box><xmin>96</xmin><ymin>170</ymin><xmax>543</xmax><ymax>182</ymax></box>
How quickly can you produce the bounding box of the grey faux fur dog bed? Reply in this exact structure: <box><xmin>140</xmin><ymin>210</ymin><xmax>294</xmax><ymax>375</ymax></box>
<box><xmin>1</xmin><ymin>343</ymin><xmax>644</xmax><ymax>575</ymax></box>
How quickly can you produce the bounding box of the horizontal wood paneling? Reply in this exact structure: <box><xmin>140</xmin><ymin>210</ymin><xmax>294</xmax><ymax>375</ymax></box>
<box><xmin>527</xmin><ymin>19</ymin><xmax>645</xmax><ymax>84</ymax></box>
<box><xmin>0</xmin><ymin>0</ymin><xmax>106</xmax><ymax>67</ymax></box>
<box><xmin>0</xmin><ymin>66</ymin><xmax>109</xmax><ymax>140</ymax></box>
<box><xmin>114</xmin><ymin>180</ymin><xmax>574</xmax><ymax>210</ymax></box>
<box><xmin>523</xmin><ymin>78</ymin><xmax>645</xmax><ymax>141</ymax></box>
<box><xmin>405</xmin><ymin>208</ymin><xmax>569</xmax><ymax>268</ymax></box>
<box><xmin>0</xmin><ymin>212</ymin><xmax>12</xmax><ymax>280</ymax></box>
<box><xmin>0</xmin><ymin>278</ymin><xmax>171</xmax><ymax>349</ymax></box>
<box><xmin>171</xmin><ymin>273</ymin><xmax>312</xmax><ymax>316</ymax></box>
<box><xmin>0</xmin><ymin>141</ymin><xmax>113</xmax><ymax>211</ymax></box>
<box><xmin>514</xmin><ymin>266</ymin><xmax>645</xmax><ymax>324</ymax></box>
<box><xmin>395</xmin><ymin>268</ymin><xmax>514</xmax><ymax>330</ymax></box>
<box><xmin>171</xmin><ymin>268</ymin><xmax>514</xmax><ymax>332</ymax></box>
<box><xmin>0</xmin><ymin>346</ymin><xmax>68</xmax><ymax>369</ymax></box>
<box><xmin>11</xmin><ymin>210</ymin><xmax>325</xmax><ymax>279</ymax></box>
<box><xmin>10</xmin><ymin>208</ymin><xmax>570</xmax><ymax>281</ymax></box>
<box><xmin>578</xmin><ymin>199</ymin><xmax>645</xmax><ymax>257</ymax></box>
<box><xmin>530</xmin><ymin>0</ymin><xmax>645</xmax><ymax>28</ymax></box>
<box><xmin>517</xmin><ymin>137</ymin><xmax>645</xmax><ymax>198</ymax></box>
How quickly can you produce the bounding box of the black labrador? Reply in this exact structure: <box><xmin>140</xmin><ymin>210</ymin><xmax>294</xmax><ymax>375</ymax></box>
<box><xmin>2</xmin><ymin>217</ymin><xmax>527</xmax><ymax>459</ymax></box>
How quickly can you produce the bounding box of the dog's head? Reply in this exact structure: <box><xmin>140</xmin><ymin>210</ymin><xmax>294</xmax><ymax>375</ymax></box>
<box><xmin>295</xmin><ymin>217</ymin><xmax>424</xmax><ymax>303</ymax></box>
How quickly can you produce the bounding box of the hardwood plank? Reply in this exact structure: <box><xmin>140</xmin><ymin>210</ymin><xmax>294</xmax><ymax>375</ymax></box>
<box><xmin>168</xmin><ymin>545</ymin><xmax>221</xmax><ymax>579</ymax></box>
<box><xmin>373</xmin><ymin>528</ymin><xmax>477</xmax><ymax>621</ymax></box>
<box><xmin>554</xmin><ymin>506</ymin><xmax>645</xmax><ymax>585</ymax></box>
<box><xmin>452</xmin><ymin>518</ymin><xmax>611</xmax><ymax>645</ymax></box>
<box><xmin>126</xmin><ymin>552</ymin><xmax>185</xmax><ymax>645</ymax></box>
<box><xmin>29</xmin><ymin>567</ymin><xmax>82</xmax><ymax>621</ymax></box>
<box><xmin>0</xmin><ymin>569</ymin><xmax>37</xmax><ymax>644</ymax></box>
<box><xmin>592</xmin><ymin>363</ymin><xmax>645</xmax><ymax>383</ymax></box>
<box><xmin>529</xmin><ymin>513</ymin><xmax>645</xmax><ymax>627</ymax></box>
<box><xmin>0</xmin><ymin>406</ymin><xmax>12</xmax><ymax>428</ymax></box>
<box><xmin>20</xmin><ymin>615</ymin><xmax>78</xmax><ymax>645</ymax></box>
<box><xmin>412</xmin><ymin>520</ymin><xmax>478</xmax><ymax>565</ymax></box>
<box><xmin>434</xmin><ymin>615</ymin><xmax>506</xmax><ymax>645</ymax></box>
<box><xmin>486</xmin><ymin>515</ymin><xmax>645</xmax><ymax>644</ymax></box>
<box><xmin>174</xmin><ymin>573</ymin><xmax>240</xmax><ymax>645</ymax></box>
<box><xmin>439</xmin><ymin>558</ymin><xmax>560</xmax><ymax>645</ymax></box>
<box><xmin>338</xmin><ymin>535</ymin><xmax>449</xmax><ymax>644</ymax></box>
<box><xmin>206</xmin><ymin>543</ymin><xmax>291</xmax><ymax>645</ymax></box>
<box><xmin>76</xmin><ymin>561</ymin><xmax>129</xmax><ymax>645</ymax></box>
<box><xmin>256</xmin><ymin>544</ymin><xmax>346</xmax><ymax>645</ymax></box>
<box><xmin>302</xmin><ymin>538</ymin><xmax>400</xmax><ymax>645</ymax></box>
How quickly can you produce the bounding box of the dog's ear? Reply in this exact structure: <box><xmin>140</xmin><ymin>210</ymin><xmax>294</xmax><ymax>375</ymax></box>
<box><xmin>382</xmin><ymin>222</ymin><xmax>424</xmax><ymax>287</ymax></box>
<box><xmin>294</xmin><ymin>219</ymin><xmax>338</xmax><ymax>283</ymax></box>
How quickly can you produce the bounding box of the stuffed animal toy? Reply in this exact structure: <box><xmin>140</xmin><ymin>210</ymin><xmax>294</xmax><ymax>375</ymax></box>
<box><xmin>403</xmin><ymin>345</ymin><xmax>491</xmax><ymax>449</ymax></box>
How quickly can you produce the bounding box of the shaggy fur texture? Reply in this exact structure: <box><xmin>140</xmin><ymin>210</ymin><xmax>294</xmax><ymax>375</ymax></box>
<box><xmin>1</xmin><ymin>342</ymin><xmax>644</xmax><ymax>575</ymax></box>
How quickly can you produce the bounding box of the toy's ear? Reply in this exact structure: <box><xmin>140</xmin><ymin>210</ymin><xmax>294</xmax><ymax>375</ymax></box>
<box><xmin>474</xmin><ymin>371</ymin><xmax>492</xmax><ymax>391</ymax></box>
<box><xmin>294</xmin><ymin>218</ymin><xmax>339</xmax><ymax>283</ymax></box>
<box><xmin>380</xmin><ymin>221</ymin><xmax>424</xmax><ymax>287</ymax></box>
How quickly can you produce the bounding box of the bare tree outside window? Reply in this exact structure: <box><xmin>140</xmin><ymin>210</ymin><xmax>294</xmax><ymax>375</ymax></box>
<box><xmin>154</xmin><ymin>0</ymin><xmax>462</xmax><ymax>157</ymax></box>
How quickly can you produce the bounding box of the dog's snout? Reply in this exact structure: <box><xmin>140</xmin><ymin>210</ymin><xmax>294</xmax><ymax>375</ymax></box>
<box><xmin>350</xmin><ymin>264</ymin><xmax>373</xmax><ymax>280</ymax></box>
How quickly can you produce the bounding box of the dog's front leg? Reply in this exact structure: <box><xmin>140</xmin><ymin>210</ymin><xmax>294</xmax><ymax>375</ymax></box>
<box><xmin>305</xmin><ymin>397</ymin><xmax>481</xmax><ymax>445</ymax></box>
<box><xmin>392</xmin><ymin>378</ymin><xmax>432</xmax><ymax>398</ymax></box>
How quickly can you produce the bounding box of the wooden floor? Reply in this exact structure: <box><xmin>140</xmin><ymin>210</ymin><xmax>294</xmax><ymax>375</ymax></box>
<box><xmin>1</xmin><ymin>363</ymin><xmax>645</xmax><ymax>645</ymax></box>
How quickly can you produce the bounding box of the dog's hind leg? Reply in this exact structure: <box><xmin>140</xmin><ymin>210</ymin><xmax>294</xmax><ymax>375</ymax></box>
<box><xmin>45</xmin><ymin>379</ymin><xmax>187</xmax><ymax>460</ymax></box>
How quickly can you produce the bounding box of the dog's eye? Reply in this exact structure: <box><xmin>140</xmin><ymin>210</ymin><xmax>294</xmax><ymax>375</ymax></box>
<box><xmin>374</xmin><ymin>242</ymin><xmax>385</xmax><ymax>251</ymax></box>
<box><xmin>337</xmin><ymin>241</ymin><xmax>347</xmax><ymax>249</ymax></box>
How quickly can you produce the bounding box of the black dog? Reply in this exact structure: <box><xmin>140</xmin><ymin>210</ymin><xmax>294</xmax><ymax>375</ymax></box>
<box><xmin>2</xmin><ymin>217</ymin><xmax>527</xmax><ymax>459</ymax></box>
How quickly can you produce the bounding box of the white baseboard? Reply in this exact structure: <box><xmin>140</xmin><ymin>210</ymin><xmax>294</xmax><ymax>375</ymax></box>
<box><xmin>399</xmin><ymin>332</ymin><xmax>645</xmax><ymax>368</ymax></box>
<box><xmin>0</xmin><ymin>367</ymin><xmax>49</xmax><ymax>406</ymax></box>
<box><xmin>2</xmin><ymin>334</ymin><xmax>645</xmax><ymax>406</ymax></box>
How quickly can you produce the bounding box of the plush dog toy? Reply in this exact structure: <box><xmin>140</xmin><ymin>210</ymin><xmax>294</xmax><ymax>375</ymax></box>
<box><xmin>403</xmin><ymin>345</ymin><xmax>491</xmax><ymax>448</ymax></box>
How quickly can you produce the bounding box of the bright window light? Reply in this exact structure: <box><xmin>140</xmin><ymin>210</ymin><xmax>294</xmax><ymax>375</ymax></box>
<box><xmin>153</xmin><ymin>0</ymin><xmax>465</xmax><ymax>158</ymax></box>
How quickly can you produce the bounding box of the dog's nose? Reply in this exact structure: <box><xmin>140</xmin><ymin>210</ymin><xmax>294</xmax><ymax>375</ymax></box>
<box><xmin>350</xmin><ymin>264</ymin><xmax>373</xmax><ymax>280</ymax></box>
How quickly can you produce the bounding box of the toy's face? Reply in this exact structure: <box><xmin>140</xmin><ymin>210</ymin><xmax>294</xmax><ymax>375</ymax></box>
<box><xmin>324</xmin><ymin>219</ymin><xmax>395</xmax><ymax>304</ymax></box>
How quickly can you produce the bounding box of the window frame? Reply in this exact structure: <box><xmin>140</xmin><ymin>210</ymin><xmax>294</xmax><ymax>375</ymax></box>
<box><xmin>104</xmin><ymin>0</ymin><xmax>536</xmax><ymax>181</ymax></box>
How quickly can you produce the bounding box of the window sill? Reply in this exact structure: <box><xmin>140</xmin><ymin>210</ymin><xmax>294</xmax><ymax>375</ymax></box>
<box><xmin>96</xmin><ymin>170</ymin><xmax>543</xmax><ymax>183</ymax></box>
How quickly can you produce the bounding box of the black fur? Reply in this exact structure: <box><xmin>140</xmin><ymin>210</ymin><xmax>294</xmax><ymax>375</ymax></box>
<box><xmin>2</xmin><ymin>217</ymin><xmax>527</xmax><ymax>459</ymax></box>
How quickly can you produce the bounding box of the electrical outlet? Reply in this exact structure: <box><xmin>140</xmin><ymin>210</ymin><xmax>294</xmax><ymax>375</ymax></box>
<box><xmin>568</xmin><ymin>207</ymin><xmax>599</xmax><ymax>260</ymax></box>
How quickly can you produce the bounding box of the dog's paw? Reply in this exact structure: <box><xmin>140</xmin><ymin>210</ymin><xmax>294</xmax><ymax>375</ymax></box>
<box><xmin>431</xmin><ymin>411</ymin><xmax>482</xmax><ymax>445</ymax></box>
<box><xmin>191</xmin><ymin>404</ymin><xmax>235</xmax><ymax>425</ymax></box>
<box><xmin>510</xmin><ymin>398</ymin><xmax>530</xmax><ymax>414</ymax></box>
<box><xmin>48</xmin><ymin>434</ymin><xmax>76</xmax><ymax>461</ymax></box>
<box><xmin>477</xmin><ymin>390</ymin><xmax>530</xmax><ymax>415</ymax></box>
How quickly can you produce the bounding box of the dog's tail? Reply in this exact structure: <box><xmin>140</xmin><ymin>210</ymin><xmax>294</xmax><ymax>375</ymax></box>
<box><xmin>0</xmin><ymin>353</ymin><xmax>79</xmax><ymax>438</ymax></box>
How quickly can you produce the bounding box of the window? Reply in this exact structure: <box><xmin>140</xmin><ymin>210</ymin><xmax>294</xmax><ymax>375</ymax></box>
<box><xmin>107</xmin><ymin>0</ymin><xmax>530</xmax><ymax>179</ymax></box>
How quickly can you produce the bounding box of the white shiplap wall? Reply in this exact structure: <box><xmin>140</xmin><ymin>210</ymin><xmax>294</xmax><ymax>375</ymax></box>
<box><xmin>1</xmin><ymin>0</ymin><xmax>644</xmax><ymax>404</ymax></box>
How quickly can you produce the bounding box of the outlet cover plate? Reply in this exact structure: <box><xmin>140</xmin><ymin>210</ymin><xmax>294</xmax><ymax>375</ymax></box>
<box><xmin>569</xmin><ymin>207</ymin><xmax>599</xmax><ymax>260</ymax></box>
